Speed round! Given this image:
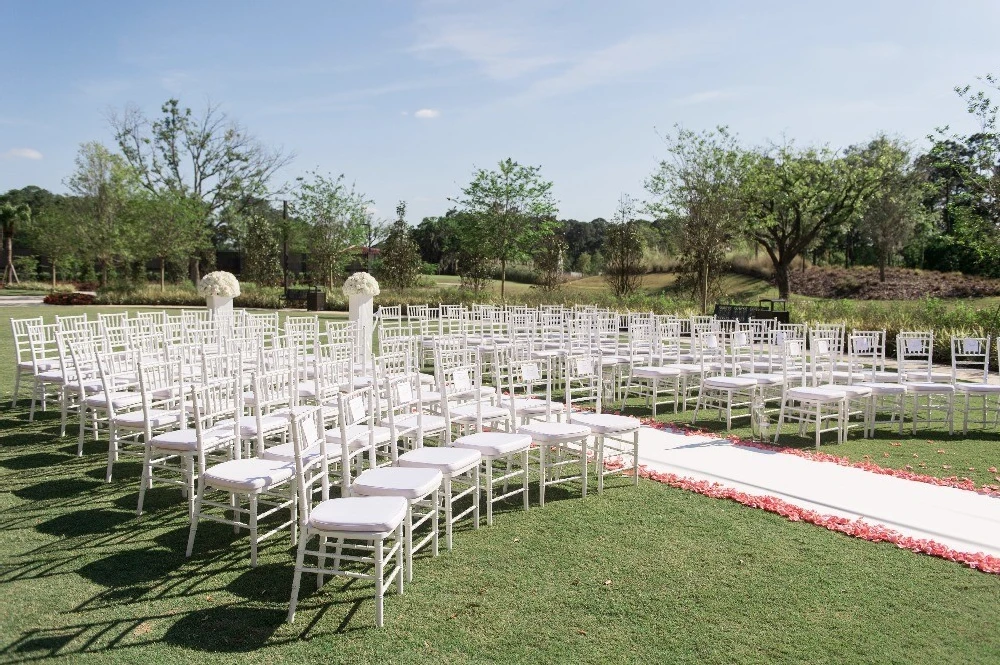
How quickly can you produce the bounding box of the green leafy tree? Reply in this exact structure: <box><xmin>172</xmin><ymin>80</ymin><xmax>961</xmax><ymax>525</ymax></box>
<box><xmin>292</xmin><ymin>171</ymin><xmax>371</xmax><ymax>288</ymax></box>
<box><xmin>604</xmin><ymin>194</ymin><xmax>645</xmax><ymax>298</ymax></box>
<box><xmin>532</xmin><ymin>219</ymin><xmax>566</xmax><ymax>292</ymax></box>
<box><xmin>0</xmin><ymin>201</ymin><xmax>31</xmax><ymax>284</ymax></box>
<box><xmin>28</xmin><ymin>198</ymin><xmax>78</xmax><ymax>287</ymax></box>
<box><xmin>456</xmin><ymin>158</ymin><xmax>558</xmax><ymax>298</ymax></box>
<box><xmin>857</xmin><ymin>138</ymin><xmax>929</xmax><ymax>281</ymax></box>
<box><xmin>65</xmin><ymin>142</ymin><xmax>138</xmax><ymax>287</ymax></box>
<box><xmin>109</xmin><ymin>99</ymin><xmax>292</xmax><ymax>281</ymax></box>
<box><xmin>132</xmin><ymin>191</ymin><xmax>209</xmax><ymax>290</ymax></box>
<box><xmin>242</xmin><ymin>206</ymin><xmax>284</xmax><ymax>287</ymax></box>
<box><xmin>742</xmin><ymin>142</ymin><xmax>885</xmax><ymax>298</ymax></box>
<box><xmin>378</xmin><ymin>201</ymin><xmax>422</xmax><ymax>290</ymax></box>
<box><xmin>646</xmin><ymin>126</ymin><xmax>748</xmax><ymax>313</ymax></box>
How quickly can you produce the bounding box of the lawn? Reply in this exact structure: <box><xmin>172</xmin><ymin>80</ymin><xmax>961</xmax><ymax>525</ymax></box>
<box><xmin>1</xmin><ymin>305</ymin><xmax>999</xmax><ymax>663</ymax></box>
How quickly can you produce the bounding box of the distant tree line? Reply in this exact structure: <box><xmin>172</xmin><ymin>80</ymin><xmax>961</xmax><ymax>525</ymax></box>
<box><xmin>5</xmin><ymin>75</ymin><xmax>1000</xmax><ymax>307</ymax></box>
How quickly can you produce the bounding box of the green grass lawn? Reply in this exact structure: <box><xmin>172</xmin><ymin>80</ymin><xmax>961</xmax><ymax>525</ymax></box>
<box><xmin>2</xmin><ymin>305</ymin><xmax>999</xmax><ymax>663</ymax></box>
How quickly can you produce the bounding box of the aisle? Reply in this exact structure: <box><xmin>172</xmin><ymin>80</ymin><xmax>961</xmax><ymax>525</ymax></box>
<box><xmin>636</xmin><ymin>427</ymin><xmax>1000</xmax><ymax>558</ymax></box>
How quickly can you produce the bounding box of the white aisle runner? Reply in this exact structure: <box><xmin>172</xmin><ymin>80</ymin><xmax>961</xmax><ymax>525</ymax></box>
<box><xmin>636</xmin><ymin>426</ymin><xmax>1000</xmax><ymax>558</ymax></box>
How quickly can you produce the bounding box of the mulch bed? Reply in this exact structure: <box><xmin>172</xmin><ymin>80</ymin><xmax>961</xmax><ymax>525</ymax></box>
<box><xmin>790</xmin><ymin>266</ymin><xmax>1000</xmax><ymax>299</ymax></box>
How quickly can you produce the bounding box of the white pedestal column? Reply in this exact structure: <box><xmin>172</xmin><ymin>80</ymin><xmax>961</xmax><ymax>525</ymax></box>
<box><xmin>349</xmin><ymin>294</ymin><xmax>374</xmax><ymax>371</ymax></box>
<box><xmin>205</xmin><ymin>295</ymin><xmax>234</xmax><ymax>319</ymax></box>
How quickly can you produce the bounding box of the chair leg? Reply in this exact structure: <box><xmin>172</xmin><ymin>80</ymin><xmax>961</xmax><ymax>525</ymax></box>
<box><xmin>485</xmin><ymin>461</ymin><xmax>494</xmax><ymax>526</ymax></box>
<box><xmin>137</xmin><ymin>445</ymin><xmax>152</xmax><ymax>516</ymax></box>
<box><xmin>374</xmin><ymin>535</ymin><xmax>385</xmax><ymax>628</ymax></box>
<box><xmin>287</xmin><ymin>528</ymin><xmax>309</xmax><ymax>623</ymax></box>
<box><xmin>249</xmin><ymin>494</ymin><xmax>259</xmax><ymax>568</ymax></box>
<box><xmin>11</xmin><ymin>370</ymin><xmax>21</xmax><ymax>408</ymax></box>
<box><xmin>186</xmin><ymin>487</ymin><xmax>204</xmax><ymax>557</ymax></box>
<box><xmin>105</xmin><ymin>423</ymin><xmax>118</xmax><ymax>482</ymax></box>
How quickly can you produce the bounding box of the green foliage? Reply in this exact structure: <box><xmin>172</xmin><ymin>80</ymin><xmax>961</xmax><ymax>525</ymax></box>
<box><xmin>647</xmin><ymin>126</ymin><xmax>748</xmax><ymax>313</ymax></box>
<box><xmin>377</xmin><ymin>202</ymin><xmax>423</xmax><ymax>290</ymax></box>
<box><xmin>532</xmin><ymin>221</ymin><xmax>567</xmax><ymax>292</ymax></box>
<box><xmin>65</xmin><ymin>142</ymin><xmax>139</xmax><ymax>287</ymax></box>
<box><xmin>603</xmin><ymin>195</ymin><xmax>645</xmax><ymax>298</ymax></box>
<box><xmin>241</xmin><ymin>206</ymin><xmax>284</xmax><ymax>287</ymax></box>
<box><xmin>456</xmin><ymin>157</ymin><xmax>558</xmax><ymax>297</ymax></box>
<box><xmin>293</xmin><ymin>171</ymin><xmax>371</xmax><ymax>288</ymax></box>
<box><xmin>12</xmin><ymin>255</ymin><xmax>38</xmax><ymax>281</ymax></box>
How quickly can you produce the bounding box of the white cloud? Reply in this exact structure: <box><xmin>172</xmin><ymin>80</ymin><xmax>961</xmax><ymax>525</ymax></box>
<box><xmin>2</xmin><ymin>148</ymin><xmax>42</xmax><ymax>160</ymax></box>
<box><xmin>414</xmin><ymin>108</ymin><xmax>440</xmax><ymax>119</ymax></box>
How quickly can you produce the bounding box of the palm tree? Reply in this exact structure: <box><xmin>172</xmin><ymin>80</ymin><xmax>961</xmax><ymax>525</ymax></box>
<box><xmin>0</xmin><ymin>202</ymin><xmax>31</xmax><ymax>285</ymax></box>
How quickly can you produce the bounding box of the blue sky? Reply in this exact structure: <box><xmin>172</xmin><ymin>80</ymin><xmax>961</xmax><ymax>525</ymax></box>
<box><xmin>2</xmin><ymin>0</ymin><xmax>1000</xmax><ymax>223</ymax></box>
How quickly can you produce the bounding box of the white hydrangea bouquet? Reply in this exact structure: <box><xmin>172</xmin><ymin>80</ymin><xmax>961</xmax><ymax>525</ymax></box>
<box><xmin>342</xmin><ymin>272</ymin><xmax>380</xmax><ymax>297</ymax></box>
<box><xmin>198</xmin><ymin>271</ymin><xmax>241</xmax><ymax>298</ymax></box>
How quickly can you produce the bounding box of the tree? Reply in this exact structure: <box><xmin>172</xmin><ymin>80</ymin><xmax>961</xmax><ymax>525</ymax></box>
<box><xmin>241</xmin><ymin>204</ymin><xmax>284</xmax><ymax>287</ymax></box>
<box><xmin>133</xmin><ymin>191</ymin><xmax>209</xmax><ymax>290</ymax></box>
<box><xmin>109</xmin><ymin>99</ymin><xmax>292</xmax><ymax>281</ymax></box>
<box><xmin>0</xmin><ymin>201</ymin><xmax>31</xmax><ymax>284</ymax></box>
<box><xmin>742</xmin><ymin>142</ymin><xmax>885</xmax><ymax>298</ymax></box>
<box><xmin>65</xmin><ymin>142</ymin><xmax>138</xmax><ymax>287</ymax></box>
<box><xmin>378</xmin><ymin>201</ymin><xmax>423</xmax><ymax>290</ymax></box>
<box><xmin>292</xmin><ymin>171</ymin><xmax>371</xmax><ymax>288</ymax></box>
<box><xmin>604</xmin><ymin>194</ymin><xmax>645</xmax><ymax>298</ymax></box>
<box><xmin>28</xmin><ymin>198</ymin><xmax>78</xmax><ymax>287</ymax></box>
<box><xmin>532</xmin><ymin>219</ymin><xmax>566</xmax><ymax>292</ymax></box>
<box><xmin>646</xmin><ymin>126</ymin><xmax>748</xmax><ymax>313</ymax></box>
<box><xmin>858</xmin><ymin>138</ymin><xmax>928</xmax><ymax>281</ymax></box>
<box><xmin>456</xmin><ymin>158</ymin><xmax>558</xmax><ymax>298</ymax></box>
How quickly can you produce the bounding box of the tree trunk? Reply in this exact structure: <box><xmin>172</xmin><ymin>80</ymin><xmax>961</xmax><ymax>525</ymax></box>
<box><xmin>189</xmin><ymin>257</ymin><xmax>201</xmax><ymax>285</ymax></box>
<box><xmin>51</xmin><ymin>263</ymin><xmax>56</xmax><ymax>289</ymax></box>
<box><xmin>101</xmin><ymin>260</ymin><xmax>109</xmax><ymax>288</ymax></box>
<box><xmin>700</xmin><ymin>263</ymin><xmax>709</xmax><ymax>315</ymax></box>
<box><xmin>879</xmin><ymin>256</ymin><xmax>887</xmax><ymax>282</ymax></box>
<box><xmin>160</xmin><ymin>258</ymin><xmax>166</xmax><ymax>291</ymax></box>
<box><xmin>5</xmin><ymin>236</ymin><xmax>18</xmax><ymax>285</ymax></box>
<box><xmin>500</xmin><ymin>258</ymin><xmax>506</xmax><ymax>299</ymax></box>
<box><xmin>774</xmin><ymin>261</ymin><xmax>791</xmax><ymax>299</ymax></box>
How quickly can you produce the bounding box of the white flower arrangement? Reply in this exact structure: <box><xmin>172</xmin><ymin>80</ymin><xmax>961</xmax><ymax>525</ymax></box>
<box><xmin>342</xmin><ymin>272</ymin><xmax>380</xmax><ymax>297</ymax></box>
<box><xmin>198</xmin><ymin>271</ymin><xmax>241</xmax><ymax>298</ymax></box>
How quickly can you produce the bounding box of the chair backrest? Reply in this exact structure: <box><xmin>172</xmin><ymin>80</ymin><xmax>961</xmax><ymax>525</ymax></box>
<box><xmin>29</xmin><ymin>323</ymin><xmax>61</xmax><ymax>369</ymax></box>
<box><xmin>289</xmin><ymin>406</ymin><xmax>329</xmax><ymax>514</ymax></box>
<box><xmin>564</xmin><ymin>353</ymin><xmax>601</xmax><ymax>414</ymax></box>
<box><xmin>191</xmin><ymin>378</ymin><xmax>240</xmax><ymax>468</ymax></box>
<box><xmin>55</xmin><ymin>313</ymin><xmax>88</xmax><ymax>332</ymax></box>
<box><xmin>809</xmin><ymin>331</ymin><xmax>838</xmax><ymax>386</ymax></box>
<box><xmin>952</xmin><ymin>335</ymin><xmax>990</xmax><ymax>384</ymax></box>
<box><xmin>11</xmin><ymin>316</ymin><xmax>43</xmax><ymax>364</ymax></box>
<box><xmin>848</xmin><ymin>330</ymin><xmax>886</xmax><ymax>379</ymax></box>
<box><xmin>897</xmin><ymin>331</ymin><xmax>934</xmax><ymax>383</ymax></box>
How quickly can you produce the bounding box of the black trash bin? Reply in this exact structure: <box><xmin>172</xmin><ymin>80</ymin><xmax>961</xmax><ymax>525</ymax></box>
<box><xmin>306</xmin><ymin>286</ymin><xmax>326</xmax><ymax>312</ymax></box>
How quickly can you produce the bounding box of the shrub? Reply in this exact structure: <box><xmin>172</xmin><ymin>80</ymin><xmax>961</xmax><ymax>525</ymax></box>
<box><xmin>44</xmin><ymin>292</ymin><xmax>96</xmax><ymax>305</ymax></box>
<box><xmin>12</xmin><ymin>255</ymin><xmax>39</xmax><ymax>282</ymax></box>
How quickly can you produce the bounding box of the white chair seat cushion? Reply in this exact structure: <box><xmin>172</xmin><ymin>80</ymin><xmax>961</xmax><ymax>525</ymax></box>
<box><xmin>203</xmin><ymin>458</ymin><xmax>293</xmax><ymax>492</ymax></box>
<box><xmin>37</xmin><ymin>369</ymin><xmax>69</xmax><ymax>383</ymax></box>
<box><xmin>217</xmin><ymin>415</ymin><xmax>287</xmax><ymax>438</ymax></box>
<box><xmin>340</xmin><ymin>376</ymin><xmax>374</xmax><ymax>392</ymax></box>
<box><xmin>669</xmin><ymin>363</ymin><xmax>722</xmax><ymax>374</ymax></box>
<box><xmin>150</xmin><ymin>426</ymin><xmax>232</xmax><ymax>451</ymax></box>
<box><xmin>571</xmin><ymin>412</ymin><xmax>640</xmax><ymax>434</ymax></box>
<box><xmin>419</xmin><ymin>373</ymin><xmax>435</xmax><ymax>386</ymax></box>
<box><xmin>326</xmin><ymin>424</ymin><xmax>391</xmax><ymax>447</ymax></box>
<box><xmin>831</xmin><ymin>370</ymin><xmax>868</xmax><ymax>382</ymax></box>
<box><xmin>272</xmin><ymin>405</ymin><xmax>317</xmax><ymax>420</ymax></box>
<box><xmin>453</xmin><ymin>432</ymin><xmax>532</xmax><ymax>457</ymax></box>
<box><xmin>449</xmin><ymin>403</ymin><xmax>510</xmax><ymax>421</ymax></box>
<box><xmin>518</xmin><ymin>421</ymin><xmax>591</xmax><ymax>442</ymax></box>
<box><xmin>21</xmin><ymin>360</ymin><xmax>59</xmax><ymax>371</ymax></box>
<box><xmin>84</xmin><ymin>391</ymin><xmax>143</xmax><ymax>410</ymax></box>
<box><xmin>872</xmin><ymin>371</ymin><xmax>901</xmax><ymax>383</ymax></box>
<box><xmin>632</xmin><ymin>366</ymin><xmax>681</xmax><ymax>378</ymax></box>
<box><xmin>398</xmin><ymin>447</ymin><xmax>482</xmax><ymax>474</ymax></box>
<box><xmin>260</xmin><ymin>442</ymin><xmax>326</xmax><ymax>464</ymax></box>
<box><xmin>499</xmin><ymin>397</ymin><xmax>565</xmax><ymax>414</ymax></box>
<box><xmin>904</xmin><ymin>371</ymin><xmax>952</xmax><ymax>383</ymax></box>
<box><xmin>703</xmin><ymin>376</ymin><xmax>758</xmax><ymax>389</ymax></box>
<box><xmin>296</xmin><ymin>381</ymin><xmax>317</xmax><ymax>398</ymax></box>
<box><xmin>786</xmin><ymin>387</ymin><xmax>847</xmax><ymax>401</ymax></box>
<box><xmin>905</xmin><ymin>382</ymin><xmax>956</xmax><ymax>394</ymax></box>
<box><xmin>856</xmin><ymin>382</ymin><xmax>907</xmax><ymax>395</ymax></box>
<box><xmin>114</xmin><ymin>408</ymin><xmax>182</xmax><ymax>428</ymax></box>
<box><xmin>309</xmin><ymin>496</ymin><xmax>408</xmax><ymax>533</ymax></box>
<box><xmin>384</xmin><ymin>414</ymin><xmax>447</xmax><ymax>433</ymax></box>
<box><xmin>352</xmin><ymin>467</ymin><xmax>443</xmax><ymax>500</ymax></box>
<box><xmin>420</xmin><ymin>388</ymin><xmax>442</xmax><ymax>402</ymax></box>
<box><xmin>817</xmin><ymin>384</ymin><xmax>871</xmax><ymax>398</ymax></box>
<box><xmin>740</xmin><ymin>373</ymin><xmax>783</xmax><ymax>385</ymax></box>
<box><xmin>531</xmin><ymin>349</ymin><xmax>562</xmax><ymax>359</ymax></box>
<box><xmin>955</xmin><ymin>382</ymin><xmax>1000</xmax><ymax>393</ymax></box>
